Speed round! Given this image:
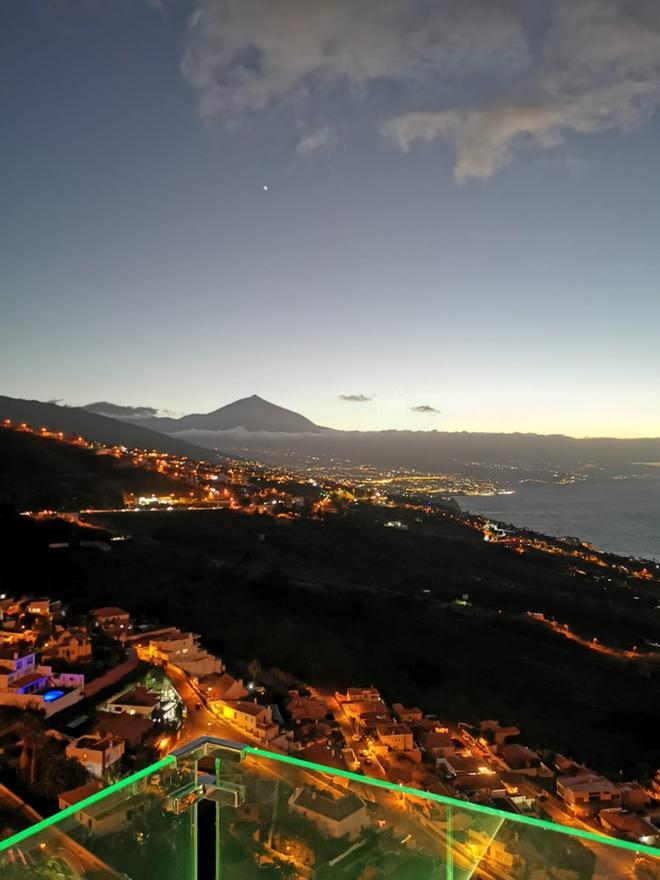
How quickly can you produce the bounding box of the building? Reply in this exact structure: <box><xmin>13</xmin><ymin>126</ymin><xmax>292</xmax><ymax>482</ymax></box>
<box><xmin>41</xmin><ymin>626</ymin><xmax>92</xmax><ymax>664</ymax></box>
<box><xmin>288</xmin><ymin>695</ymin><xmax>328</xmax><ymax>724</ymax></box>
<box><xmin>216</xmin><ymin>700</ymin><xmax>279</xmax><ymax>743</ymax></box>
<box><xmin>418</xmin><ymin>730</ymin><xmax>456</xmax><ymax>760</ymax></box>
<box><xmin>617</xmin><ymin>782</ymin><xmax>651</xmax><ymax>812</ymax></box>
<box><xmin>392</xmin><ymin>703</ymin><xmax>423</xmax><ymax>723</ymax></box>
<box><xmin>58</xmin><ymin>780</ymin><xmax>143</xmax><ymax>836</ymax></box>
<box><xmin>0</xmin><ymin>646</ymin><xmax>84</xmax><ymax>717</ymax></box>
<box><xmin>479</xmin><ymin>720</ymin><xmax>521</xmax><ymax>747</ymax></box>
<box><xmin>58</xmin><ymin>780</ymin><xmax>103</xmax><ymax>812</ymax></box>
<box><xmin>342</xmin><ymin>700</ymin><xmax>390</xmax><ymax>727</ymax></box>
<box><xmin>26</xmin><ymin>598</ymin><xmax>51</xmax><ymax>616</ymax></box>
<box><xmin>556</xmin><ymin>773</ymin><xmax>622</xmax><ymax>814</ymax></box>
<box><xmin>94</xmin><ymin>712</ymin><xmax>155</xmax><ymax>749</ymax></box>
<box><xmin>289</xmin><ymin>786</ymin><xmax>368</xmax><ymax>840</ymax></box>
<box><xmin>92</xmin><ymin>607</ymin><xmax>133</xmax><ymax>638</ymax></box>
<box><xmin>198</xmin><ymin>672</ymin><xmax>248</xmax><ymax>703</ymax></box>
<box><xmin>66</xmin><ymin>732</ymin><xmax>125</xmax><ymax>779</ymax></box>
<box><xmin>375</xmin><ymin>722</ymin><xmax>414</xmax><ymax>752</ymax></box>
<box><xmin>101</xmin><ymin>685</ymin><xmax>161</xmax><ymax>719</ymax></box>
<box><xmin>468</xmin><ymin>828</ymin><xmax>516</xmax><ymax>869</ymax></box>
<box><xmin>336</xmin><ymin>686</ymin><xmax>381</xmax><ymax>704</ymax></box>
<box><xmin>600</xmin><ymin>810</ymin><xmax>660</xmax><ymax>846</ymax></box>
<box><xmin>498</xmin><ymin>744</ymin><xmax>542</xmax><ymax>775</ymax></box>
<box><xmin>141</xmin><ymin>629</ymin><xmax>222</xmax><ymax>677</ymax></box>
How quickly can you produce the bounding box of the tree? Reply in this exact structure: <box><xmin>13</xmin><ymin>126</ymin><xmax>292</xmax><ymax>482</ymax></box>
<box><xmin>38</xmin><ymin>753</ymin><xmax>89</xmax><ymax>800</ymax></box>
<box><xmin>247</xmin><ymin>658</ymin><xmax>261</xmax><ymax>683</ymax></box>
<box><xmin>16</xmin><ymin>712</ymin><xmax>46</xmax><ymax>788</ymax></box>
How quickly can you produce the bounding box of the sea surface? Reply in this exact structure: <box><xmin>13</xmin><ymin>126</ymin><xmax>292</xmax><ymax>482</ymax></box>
<box><xmin>457</xmin><ymin>477</ymin><xmax>660</xmax><ymax>561</ymax></box>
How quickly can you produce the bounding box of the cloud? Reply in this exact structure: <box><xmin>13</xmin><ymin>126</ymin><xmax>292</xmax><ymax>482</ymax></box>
<box><xmin>85</xmin><ymin>402</ymin><xmax>159</xmax><ymax>418</ymax></box>
<box><xmin>181</xmin><ymin>0</ymin><xmax>528</xmax><ymax>122</ymax></box>
<box><xmin>180</xmin><ymin>0</ymin><xmax>660</xmax><ymax>177</ymax></box>
<box><xmin>296</xmin><ymin>125</ymin><xmax>333</xmax><ymax>157</ymax></box>
<box><xmin>385</xmin><ymin>0</ymin><xmax>660</xmax><ymax>180</ymax></box>
<box><xmin>411</xmin><ymin>404</ymin><xmax>441</xmax><ymax>414</ymax></box>
<box><xmin>339</xmin><ymin>394</ymin><xmax>372</xmax><ymax>403</ymax></box>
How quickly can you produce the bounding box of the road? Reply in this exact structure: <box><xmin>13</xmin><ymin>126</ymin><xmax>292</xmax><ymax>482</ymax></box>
<box><xmin>0</xmin><ymin>783</ymin><xmax>124</xmax><ymax>879</ymax></box>
<box><xmin>167</xmin><ymin>668</ymin><xmax>646</xmax><ymax>880</ymax></box>
<box><xmin>165</xmin><ymin>663</ymin><xmax>252</xmax><ymax>747</ymax></box>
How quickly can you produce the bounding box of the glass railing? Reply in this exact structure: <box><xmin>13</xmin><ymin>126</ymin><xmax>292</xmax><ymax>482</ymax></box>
<box><xmin>1</xmin><ymin>736</ymin><xmax>658</xmax><ymax>879</ymax></box>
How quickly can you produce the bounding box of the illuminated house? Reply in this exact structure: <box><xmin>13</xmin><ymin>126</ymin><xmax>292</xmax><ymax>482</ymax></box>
<box><xmin>375</xmin><ymin>721</ymin><xmax>415</xmax><ymax>752</ymax></box>
<box><xmin>0</xmin><ymin>646</ymin><xmax>84</xmax><ymax>717</ymax></box>
<box><xmin>91</xmin><ymin>606</ymin><xmax>133</xmax><ymax>638</ymax></box>
<box><xmin>557</xmin><ymin>773</ymin><xmax>622</xmax><ymax>814</ymax></box>
<box><xmin>216</xmin><ymin>700</ymin><xmax>279</xmax><ymax>743</ymax></box>
<box><xmin>41</xmin><ymin>626</ymin><xmax>92</xmax><ymax>663</ymax></box>
<box><xmin>288</xmin><ymin>786</ymin><xmax>369</xmax><ymax>839</ymax></box>
<box><xmin>65</xmin><ymin>732</ymin><xmax>125</xmax><ymax>779</ymax></box>
<box><xmin>142</xmin><ymin>628</ymin><xmax>222</xmax><ymax>677</ymax></box>
<box><xmin>25</xmin><ymin>598</ymin><xmax>52</xmax><ymax>616</ymax></box>
<box><xmin>101</xmin><ymin>685</ymin><xmax>161</xmax><ymax>718</ymax></box>
<box><xmin>198</xmin><ymin>671</ymin><xmax>248</xmax><ymax>702</ymax></box>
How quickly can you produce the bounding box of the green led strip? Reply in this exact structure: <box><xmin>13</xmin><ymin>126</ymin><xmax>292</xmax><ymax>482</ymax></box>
<box><xmin>2</xmin><ymin>740</ymin><xmax>659</xmax><ymax>863</ymax></box>
<box><xmin>243</xmin><ymin>745</ymin><xmax>660</xmax><ymax>859</ymax></box>
<box><xmin>0</xmin><ymin>754</ymin><xmax>176</xmax><ymax>853</ymax></box>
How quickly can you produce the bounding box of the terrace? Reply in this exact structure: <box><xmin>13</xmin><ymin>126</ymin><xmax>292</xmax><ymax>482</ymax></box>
<box><xmin>0</xmin><ymin>736</ymin><xmax>658</xmax><ymax>879</ymax></box>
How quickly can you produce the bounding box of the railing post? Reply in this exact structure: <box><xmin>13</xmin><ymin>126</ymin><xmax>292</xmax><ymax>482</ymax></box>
<box><xmin>446</xmin><ymin>804</ymin><xmax>454</xmax><ymax>880</ymax></box>
<box><xmin>215</xmin><ymin>755</ymin><xmax>221</xmax><ymax>880</ymax></box>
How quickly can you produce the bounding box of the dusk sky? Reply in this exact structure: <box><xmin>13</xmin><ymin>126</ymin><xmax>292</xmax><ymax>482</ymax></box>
<box><xmin>3</xmin><ymin>0</ymin><xmax>660</xmax><ymax>437</ymax></box>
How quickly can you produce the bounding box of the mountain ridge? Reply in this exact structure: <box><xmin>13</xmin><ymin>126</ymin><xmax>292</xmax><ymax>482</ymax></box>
<box><xmin>85</xmin><ymin>394</ymin><xmax>329</xmax><ymax>434</ymax></box>
<box><xmin>0</xmin><ymin>396</ymin><xmax>214</xmax><ymax>460</ymax></box>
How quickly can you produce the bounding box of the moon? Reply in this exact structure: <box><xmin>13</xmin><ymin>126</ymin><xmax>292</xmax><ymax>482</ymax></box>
<box><xmin>263</xmin><ymin>185</ymin><xmax>269</xmax><ymax>191</ymax></box>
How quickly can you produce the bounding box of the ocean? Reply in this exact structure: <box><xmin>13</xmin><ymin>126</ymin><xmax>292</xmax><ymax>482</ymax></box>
<box><xmin>456</xmin><ymin>477</ymin><xmax>660</xmax><ymax>561</ymax></box>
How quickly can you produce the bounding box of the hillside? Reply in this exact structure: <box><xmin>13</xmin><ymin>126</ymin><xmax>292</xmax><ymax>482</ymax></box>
<box><xmin>0</xmin><ymin>428</ymin><xmax>191</xmax><ymax>510</ymax></box>
<box><xmin>0</xmin><ymin>396</ymin><xmax>212</xmax><ymax>459</ymax></box>
<box><xmin>6</xmin><ymin>502</ymin><xmax>658</xmax><ymax>779</ymax></box>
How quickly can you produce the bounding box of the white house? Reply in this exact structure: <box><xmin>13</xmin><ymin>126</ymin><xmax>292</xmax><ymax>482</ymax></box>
<box><xmin>0</xmin><ymin>647</ymin><xmax>84</xmax><ymax>717</ymax></box>
<box><xmin>66</xmin><ymin>732</ymin><xmax>125</xmax><ymax>779</ymax></box>
<box><xmin>289</xmin><ymin>787</ymin><xmax>369</xmax><ymax>840</ymax></box>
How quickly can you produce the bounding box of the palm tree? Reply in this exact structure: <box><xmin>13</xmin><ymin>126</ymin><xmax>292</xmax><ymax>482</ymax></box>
<box><xmin>39</xmin><ymin>754</ymin><xmax>89</xmax><ymax>800</ymax></box>
<box><xmin>16</xmin><ymin>712</ymin><xmax>46</xmax><ymax>788</ymax></box>
<box><xmin>247</xmin><ymin>658</ymin><xmax>262</xmax><ymax>684</ymax></box>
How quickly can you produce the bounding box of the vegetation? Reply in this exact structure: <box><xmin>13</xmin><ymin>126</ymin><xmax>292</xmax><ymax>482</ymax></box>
<box><xmin>0</xmin><ymin>428</ymin><xmax>191</xmax><ymax>510</ymax></box>
<box><xmin>2</xmin><ymin>501</ymin><xmax>657</xmax><ymax>781</ymax></box>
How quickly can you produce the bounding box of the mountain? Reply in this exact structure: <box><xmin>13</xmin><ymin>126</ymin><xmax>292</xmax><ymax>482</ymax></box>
<box><xmin>85</xmin><ymin>394</ymin><xmax>328</xmax><ymax>434</ymax></box>
<box><xmin>0</xmin><ymin>396</ymin><xmax>213</xmax><ymax>460</ymax></box>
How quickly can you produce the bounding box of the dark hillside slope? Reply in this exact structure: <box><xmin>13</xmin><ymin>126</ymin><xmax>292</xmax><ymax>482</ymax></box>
<box><xmin>0</xmin><ymin>428</ymin><xmax>190</xmax><ymax>509</ymax></box>
<box><xmin>0</xmin><ymin>396</ymin><xmax>211</xmax><ymax>459</ymax></box>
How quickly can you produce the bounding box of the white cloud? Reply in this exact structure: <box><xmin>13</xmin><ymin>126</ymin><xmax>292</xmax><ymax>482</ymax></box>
<box><xmin>384</xmin><ymin>0</ymin><xmax>660</xmax><ymax>180</ymax></box>
<box><xmin>296</xmin><ymin>125</ymin><xmax>333</xmax><ymax>157</ymax></box>
<box><xmin>181</xmin><ymin>0</ymin><xmax>529</xmax><ymax>122</ymax></box>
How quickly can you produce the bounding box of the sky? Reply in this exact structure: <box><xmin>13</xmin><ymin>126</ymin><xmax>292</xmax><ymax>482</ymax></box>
<box><xmin>2</xmin><ymin>0</ymin><xmax>660</xmax><ymax>437</ymax></box>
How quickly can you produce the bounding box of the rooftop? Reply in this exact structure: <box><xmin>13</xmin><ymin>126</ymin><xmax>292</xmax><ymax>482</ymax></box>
<box><xmin>92</xmin><ymin>607</ymin><xmax>130</xmax><ymax>619</ymax></box>
<box><xmin>292</xmin><ymin>786</ymin><xmax>365</xmax><ymax>822</ymax></box>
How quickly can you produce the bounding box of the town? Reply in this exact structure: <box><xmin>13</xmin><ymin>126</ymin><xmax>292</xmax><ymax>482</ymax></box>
<box><xmin>0</xmin><ymin>588</ymin><xmax>659</xmax><ymax>875</ymax></box>
<box><xmin>1</xmin><ymin>418</ymin><xmax>659</xmax><ymax>877</ymax></box>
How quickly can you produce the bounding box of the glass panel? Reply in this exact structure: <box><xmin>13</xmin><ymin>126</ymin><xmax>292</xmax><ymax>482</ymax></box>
<box><xmin>1</xmin><ymin>737</ymin><xmax>659</xmax><ymax>880</ymax></box>
<box><xmin>0</xmin><ymin>756</ymin><xmax>198</xmax><ymax>880</ymax></box>
<box><xmin>212</xmin><ymin>743</ymin><xmax>660</xmax><ymax>880</ymax></box>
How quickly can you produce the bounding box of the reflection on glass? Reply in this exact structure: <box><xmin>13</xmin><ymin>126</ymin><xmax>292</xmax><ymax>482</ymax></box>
<box><xmin>1</xmin><ymin>737</ymin><xmax>658</xmax><ymax>880</ymax></box>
